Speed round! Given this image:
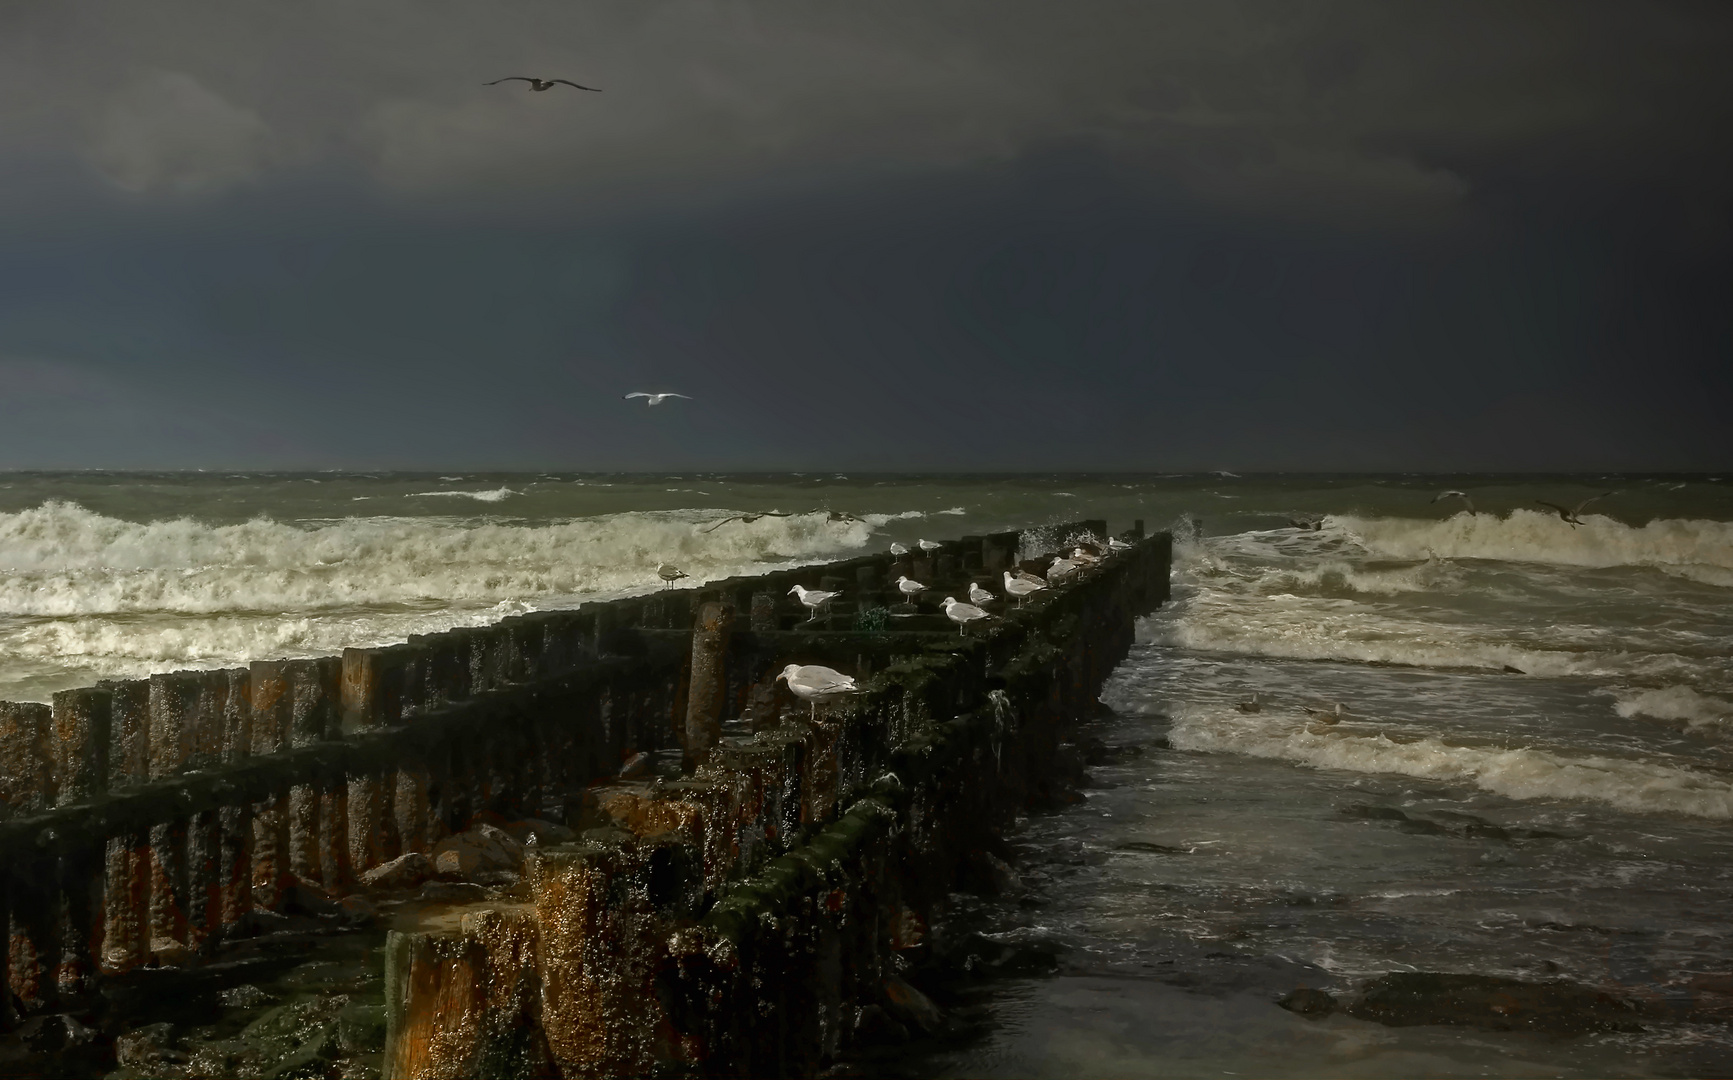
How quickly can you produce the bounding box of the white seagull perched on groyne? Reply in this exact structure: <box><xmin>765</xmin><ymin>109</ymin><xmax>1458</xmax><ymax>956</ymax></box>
<box><xmin>788</xmin><ymin>584</ymin><xmax>840</xmax><ymax>621</ymax></box>
<box><xmin>485</xmin><ymin>76</ymin><xmax>601</xmax><ymax>92</ymax></box>
<box><xmin>889</xmin><ymin>542</ymin><xmax>909</xmax><ymax>557</ymax></box>
<box><xmin>1003</xmin><ymin>570</ymin><xmax>1047</xmax><ymax>606</ymax></box>
<box><xmin>777</xmin><ymin>664</ymin><xmax>860</xmax><ymax>721</ymax></box>
<box><xmin>896</xmin><ymin>575</ymin><xmax>927</xmax><ymax>605</ymax></box>
<box><xmin>1108</xmin><ymin>537</ymin><xmax>1132</xmax><ymax>553</ymax></box>
<box><xmin>1046</xmin><ymin>556</ymin><xmax>1081</xmax><ymax>584</ymax></box>
<box><xmin>624</xmin><ymin>392</ymin><xmax>692</xmax><ymax>407</ymax></box>
<box><xmin>942</xmin><ymin>597</ymin><xmax>991</xmax><ymax>635</ymax></box>
<box><xmin>917</xmin><ymin>538</ymin><xmax>941</xmax><ymax>555</ymax></box>
<box><xmin>968</xmin><ymin>581</ymin><xmax>994</xmax><ymax>607</ymax></box>
<box><xmin>657</xmin><ymin>563</ymin><xmax>688</xmax><ymax>587</ymax></box>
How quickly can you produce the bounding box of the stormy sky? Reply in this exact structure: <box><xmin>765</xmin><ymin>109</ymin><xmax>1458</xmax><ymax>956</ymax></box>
<box><xmin>1</xmin><ymin>2</ymin><xmax>1729</xmax><ymax>471</ymax></box>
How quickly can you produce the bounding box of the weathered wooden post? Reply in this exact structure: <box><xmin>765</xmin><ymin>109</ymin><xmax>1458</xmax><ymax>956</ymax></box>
<box><xmin>249</xmin><ymin>660</ymin><xmax>292</xmax><ymax>910</ymax></box>
<box><xmin>218</xmin><ymin>668</ymin><xmax>253</xmax><ymax>928</ymax></box>
<box><xmin>147</xmin><ymin>674</ymin><xmax>199</xmax><ymax>960</ymax></box>
<box><xmin>97</xmin><ymin>681</ymin><xmax>150</xmax><ymax>973</ymax></box>
<box><xmin>51</xmin><ymin>687</ymin><xmax>111</xmax><ymax>994</ymax></box>
<box><xmin>341</xmin><ymin>646</ymin><xmax>409</xmax><ymax>874</ymax></box>
<box><xmin>684</xmin><ymin>601</ymin><xmax>734</xmax><ymax>771</ymax></box>
<box><xmin>1</xmin><ymin>701</ymin><xmax>55</xmax><ymax>1009</ymax></box>
<box><xmin>288</xmin><ymin>658</ymin><xmax>340</xmax><ymax>886</ymax></box>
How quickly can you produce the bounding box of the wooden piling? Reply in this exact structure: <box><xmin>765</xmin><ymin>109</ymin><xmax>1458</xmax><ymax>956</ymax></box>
<box><xmin>684</xmin><ymin>601</ymin><xmax>733</xmax><ymax>770</ymax></box>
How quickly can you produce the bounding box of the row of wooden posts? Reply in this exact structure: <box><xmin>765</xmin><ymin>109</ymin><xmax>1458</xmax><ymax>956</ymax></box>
<box><xmin>0</xmin><ymin>525</ymin><xmax>1059</xmax><ymax>1027</ymax></box>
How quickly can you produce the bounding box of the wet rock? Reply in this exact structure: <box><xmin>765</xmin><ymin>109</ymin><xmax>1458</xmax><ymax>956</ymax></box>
<box><xmin>882</xmin><ymin>975</ymin><xmax>944</xmax><ymax>1035</ymax></box>
<box><xmin>499</xmin><ymin>817</ymin><xmax>576</xmax><ymax>846</ymax></box>
<box><xmin>282</xmin><ymin>879</ymin><xmax>342</xmax><ymax>917</ymax></box>
<box><xmin>1396</xmin><ymin>818</ymin><xmax>1450</xmax><ymax>836</ymax></box>
<box><xmin>1342</xmin><ymin>804</ymin><xmax>1410</xmax><ymax>822</ymax></box>
<box><xmin>416</xmin><ymin>880</ymin><xmax>489</xmax><ymax>904</ymax></box>
<box><xmin>337</xmin><ymin>1001</ymin><xmax>387</xmax><ymax>1054</ymax></box>
<box><xmin>218</xmin><ymin>983</ymin><xmax>276</xmax><ymax>1008</ymax></box>
<box><xmin>1277</xmin><ymin>987</ymin><xmax>1337</xmax><ymax>1019</ymax></box>
<box><xmin>14</xmin><ymin>1012</ymin><xmax>97</xmax><ymax>1055</ymax></box>
<box><xmin>1116</xmin><ymin>840</ymin><xmax>1185</xmax><ymax>855</ymax></box>
<box><xmin>117</xmin><ymin>1021</ymin><xmax>184</xmax><ymax>1068</ymax></box>
<box><xmin>358</xmin><ymin>851</ymin><xmax>433</xmax><ymax>890</ymax></box>
<box><xmin>150</xmin><ymin>936</ymin><xmax>193</xmax><ymax>966</ymax></box>
<box><xmin>852</xmin><ymin>1003</ymin><xmax>909</xmax><ymax>1045</ymax></box>
<box><xmin>338</xmin><ymin>893</ymin><xmax>379</xmax><ymax>925</ymax></box>
<box><xmin>947</xmin><ymin>932</ymin><xmax>1062</xmax><ymax>979</ymax></box>
<box><xmin>1346</xmin><ymin>971</ymin><xmax>1644</xmax><ymax>1035</ymax></box>
<box><xmin>432</xmin><ymin>824</ymin><xmax>525</xmax><ymax>880</ymax></box>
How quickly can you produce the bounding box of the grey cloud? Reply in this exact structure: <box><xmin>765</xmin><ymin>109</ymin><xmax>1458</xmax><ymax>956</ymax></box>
<box><xmin>86</xmin><ymin>70</ymin><xmax>275</xmax><ymax>194</ymax></box>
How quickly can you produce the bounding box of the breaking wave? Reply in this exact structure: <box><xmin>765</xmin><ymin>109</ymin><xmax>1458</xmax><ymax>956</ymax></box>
<box><xmin>1169</xmin><ymin>708</ymin><xmax>1733</xmax><ymax>819</ymax></box>
<box><xmin>1337</xmin><ymin>511</ymin><xmax>1733</xmax><ymax>577</ymax></box>
<box><xmin>0</xmin><ymin>500</ymin><xmax>873</xmax><ymax>617</ymax></box>
<box><xmin>1613</xmin><ymin>686</ymin><xmax>1733</xmax><ymax>733</ymax></box>
<box><xmin>404</xmin><ymin>487</ymin><xmax>518</xmax><ymax>503</ymax></box>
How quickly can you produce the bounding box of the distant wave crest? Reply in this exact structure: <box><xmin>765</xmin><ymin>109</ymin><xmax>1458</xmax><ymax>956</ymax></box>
<box><xmin>1170</xmin><ymin>707</ymin><xmax>1733</xmax><ymax>819</ymax></box>
<box><xmin>1336</xmin><ymin>510</ymin><xmax>1733</xmax><ymax>577</ymax></box>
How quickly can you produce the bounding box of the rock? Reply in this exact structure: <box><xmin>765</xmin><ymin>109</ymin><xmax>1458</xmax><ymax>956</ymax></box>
<box><xmin>359</xmin><ymin>851</ymin><xmax>433</xmax><ymax>890</ymax></box>
<box><xmin>852</xmin><ymin>1003</ymin><xmax>910</xmax><ymax>1045</ymax></box>
<box><xmin>218</xmin><ymin>983</ymin><xmax>276</xmax><ymax>1008</ymax></box>
<box><xmin>1277</xmin><ymin>987</ymin><xmax>1337</xmax><ymax>1019</ymax></box>
<box><xmin>882</xmin><ymin>975</ymin><xmax>944</xmax><ymax>1035</ymax></box>
<box><xmin>15</xmin><ymin>1013</ymin><xmax>97</xmax><ymax>1054</ymax></box>
<box><xmin>417</xmin><ymin>880</ymin><xmax>488</xmax><ymax>904</ymax></box>
<box><xmin>1346</xmin><ymin>971</ymin><xmax>1643</xmax><ymax>1035</ymax></box>
<box><xmin>337</xmin><ymin>1001</ymin><xmax>387</xmax><ymax>1054</ymax></box>
<box><xmin>117</xmin><ymin>1021</ymin><xmax>183</xmax><ymax>1068</ymax></box>
<box><xmin>150</xmin><ymin>937</ymin><xmax>192</xmax><ymax>966</ymax></box>
<box><xmin>500</xmin><ymin>817</ymin><xmax>576</xmax><ymax>846</ymax></box>
<box><xmin>282</xmin><ymin>879</ymin><xmax>341</xmax><ymax>917</ymax></box>
<box><xmin>338</xmin><ymin>894</ymin><xmax>379</xmax><ymax>925</ymax></box>
<box><xmin>432</xmin><ymin>825</ymin><xmax>525</xmax><ymax>880</ymax></box>
<box><xmin>978</xmin><ymin>852</ymin><xmax>1024</xmax><ymax>896</ymax></box>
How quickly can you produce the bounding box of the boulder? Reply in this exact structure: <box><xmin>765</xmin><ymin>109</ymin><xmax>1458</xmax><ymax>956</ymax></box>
<box><xmin>1277</xmin><ymin>987</ymin><xmax>1337</xmax><ymax>1019</ymax></box>
<box><xmin>116</xmin><ymin>1022</ymin><xmax>183</xmax><ymax>1068</ymax></box>
<box><xmin>500</xmin><ymin>817</ymin><xmax>577</xmax><ymax>846</ymax></box>
<box><xmin>359</xmin><ymin>851</ymin><xmax>434</xmax><ymax>890</ymax></box>
<box><xmin>1346</xmin><ymin>971</ymin><xmax>1643</xmax><ymax>1035</ymax></box>
<box><xmin>432</xmin><ymin>824</ymin><xmax>525</xmax><ymax>880</ymax></box>
<box><xmin>882</xmin><ymin>975</ymin><xmax>944</xmax><ymax>1036</ymax></box>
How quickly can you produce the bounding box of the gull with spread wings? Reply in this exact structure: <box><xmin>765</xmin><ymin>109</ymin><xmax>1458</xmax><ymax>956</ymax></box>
<box><xmin>485</xmin><ymin>77</ymin><xmax>601</xmax><ymax>92</ymax></box>
<box><xmin>624</xmin><ymin>392</ymin><xmax>692</xmax><ymax>407</ymax></box>
<box><xmin>1534</xmin><ymin>492</ymin><xmax>1613</xmax><ymax>527</ymax></box>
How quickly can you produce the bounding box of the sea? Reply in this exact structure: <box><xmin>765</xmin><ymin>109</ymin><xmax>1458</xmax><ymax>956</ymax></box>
<box><xmin>2</xmin><ymin>472</ymin><xmax>1730</xmax><ymax>1077</ymax></box>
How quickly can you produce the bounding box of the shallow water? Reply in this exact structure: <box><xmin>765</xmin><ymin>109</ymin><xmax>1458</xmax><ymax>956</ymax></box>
<box><xmin>2</xmin><ymin>471</ymin><xmax>1730</xmax><ymax>1074</ymax></box>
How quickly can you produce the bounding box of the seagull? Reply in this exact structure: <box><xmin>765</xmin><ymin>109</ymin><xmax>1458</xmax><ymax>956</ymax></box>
<box><xmin>624</xmin><ymin>392</ymin><xmax>692</xmax><ymax>407</ymax></box>
<box><xmin>1432</xmin><ymin>490</ymin><xmax>1476</xmax><ymax>515</ymax></box>
<box><xmin>776</xmin><ymin>663</ymin><xmax>861</xmax><ymax>722</ymax></box>
<box><xmin>1305</xmin><ymin>702</ymin><xmax>1347</xmax><ymax>724</ymax></box>
<box><xmin>788</xmin><ymin>584</ymin><xmax>840</xmax><ymax>621</ymax></box>
<box><xmin>968</xmin><ymin>581</ymin><xmax>995</xmax><ymax>607</ymax></box>
<box><xmin>1107</xmin><ymin>537</ymin><xmax>1133</xmax><ymax>553</ymax></box>
<box><xmin>896</xmin><ymin>575</ymin><xmax>927</xmax><ymax>606</ymax></box>
<box><xmin>657</xmin><ymin>563</ymin><xmax>688</xmax><ymax>588</ymax></box>
<box><xmin>1002</xmin><ymin>570</ymin><xmax>1048</xmax><ymax>607</ymax></box>
<box><xmin>1011</xmin><ymin>568</ymin><xmax>1047</xmax><ymax>586</ymax></box>
<box><xmin>941</xmin><ymin>597</ymin><xmax>991</xmax><ymax>635</ymax></box>
<box><xmin>1236</xmin><ymin>693</ymin><xmax>1262</xmax><ymax>714</ymax></box>
<box><xmin>1535</xmin><ymin>493</ymin><xmax>1613</xmax><ymax>527</ymax></box>
<box><xmin>1071</xmin><ymin>546</ymin><xmax>1102</xmax><ymax>566</ymax></box>
<box><xmin>485</xmin><ymin>76</ymin><xmax>601</xmax><ymax>92</ymax></box>
<box><xmin>889</xmin><ymin>541</ymin><xmax>909</xmax><ymax>557</ymax></box>
<box><xmin>1046</xmin><ymin>557</ymin><xmax>1081</xmax><ymax>584</ymax></box>
<box><xmin>917</xmin><ymin>538</ymin><xmax>942</xmax><ymax>555</ymax></box>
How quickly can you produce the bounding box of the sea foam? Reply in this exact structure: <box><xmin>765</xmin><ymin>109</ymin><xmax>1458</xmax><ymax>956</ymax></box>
<box><xmin>1169</xmin><ymin>708</ymin><xmax>1733</xmax><ymax>819</ymax></box>
<box><xmin>1337</xmin><ymin>510</ymin><xmax>1733</xmax><ymax>577</ymax></box>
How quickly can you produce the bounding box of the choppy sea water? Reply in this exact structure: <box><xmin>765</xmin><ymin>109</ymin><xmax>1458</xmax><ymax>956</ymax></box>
<box><xmin>3</xmin><ymin>472</ymin><xmax>1730</xmax><ymax>1075</ymax></box>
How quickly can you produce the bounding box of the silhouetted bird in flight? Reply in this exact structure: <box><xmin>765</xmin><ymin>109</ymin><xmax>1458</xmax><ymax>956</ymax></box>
<box><xmin>485</xmin><ymin>77</ymin><xmax>601</xmax><ymax>92</ymax></box>
<box><xmin>1534</xmin><ymin>493</ymin><xmax>1612</xmax><ymax>527</ymax></box>
<box><xmin>1432</xmin><ymin>490</ymin><xmax>1476</xmax><ymax>515</ymax></box>
<box><xmin>624</xmin><ymin>392</ymin><xmax>691</xmax><ymax>406</ymax></box>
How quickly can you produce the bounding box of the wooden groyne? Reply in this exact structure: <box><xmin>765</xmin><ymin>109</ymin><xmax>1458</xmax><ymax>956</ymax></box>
<box><xmin>0</xmin><ymin>519</ymin><xmax>1169</xmax><ymax>1079</ymax></box>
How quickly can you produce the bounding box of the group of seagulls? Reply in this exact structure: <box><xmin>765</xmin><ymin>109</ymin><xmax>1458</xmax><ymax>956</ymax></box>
<box><xmin>764</xmin><ymin>532</ymin><xmax>1135</xmax><ymax>721</ymax></box>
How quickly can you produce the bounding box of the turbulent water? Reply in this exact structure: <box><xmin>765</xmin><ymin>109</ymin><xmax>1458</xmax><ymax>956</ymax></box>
<box><xmin>3</xmin><ymin>472</ymin><xmax>1731</xmax><ymax>1075</ymax></box>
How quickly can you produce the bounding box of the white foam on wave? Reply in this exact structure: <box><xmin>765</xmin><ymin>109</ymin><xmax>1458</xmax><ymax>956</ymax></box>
<box><xmin>0</xmin><ymin>501</ymin><xmax>873</xmax><ymax>617</ymax></box>
<box><xmin>1169</xmin><ymin>707</ymin><xmax>1733</xmax><ymax>819</ymax></box>
<box><xmin>1613</xmin><ymin>686</ymin><xmax>1733</xmax><ymax>733</ymax></box>
<box><xmin>1338</xmin><ymin>510</ymin><xmax>1733</xmax><ymax>577</ymax></box>
<box><xmin>405</xmin><ymin>487</ymin><xmax>518</xmax><ymax>502</ymax></box>
<box><xmin>1257</xmin><ymin>559</ymin><xmax>1460</xmax><ymax>596</ymax></box>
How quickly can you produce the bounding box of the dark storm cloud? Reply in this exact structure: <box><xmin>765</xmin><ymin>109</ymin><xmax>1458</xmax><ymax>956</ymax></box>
<box><xmin>0</xmin><ymin>2</ymin><xmax>1729</xmax><ymax>469</ymax></box>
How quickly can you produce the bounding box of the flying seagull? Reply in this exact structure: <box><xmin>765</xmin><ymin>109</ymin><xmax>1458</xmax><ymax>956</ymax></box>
<box><xmin>1432</xmin><ymin>490</ymin><xmax>1476</xmax><ymax>515</ymax></box>
<box><xmin>624</xmin><ymin>392</ymin><xmax>692</xmax><ymax>406</ymax></box>
<box><xmin>1535</xmin><ymin>493</ymin><xmax>1612</xmax><ymax>527</ymax></box>
<box><xmin>777</xmin><ymin>663</ymin><xmax>860</xmax><ymax>722</ymax></box>
<box><xmin>485</xmin><ymin>77</ymin><xmax>601</xmax><ymax>92</ymax></box>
